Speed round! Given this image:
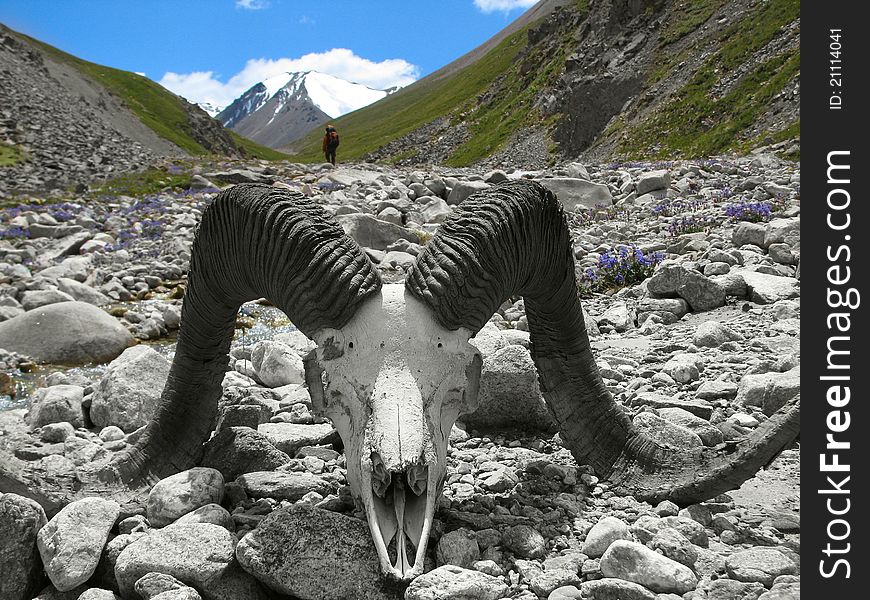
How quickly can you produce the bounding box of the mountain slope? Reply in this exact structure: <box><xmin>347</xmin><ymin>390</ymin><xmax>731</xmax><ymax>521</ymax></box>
<box><xmin>289</xmin><ymin>0</ymin><xmax>799</xmax><ymax>166</ymax></box>
<box><xmin>1</xmin><ymin>24</ymin><xmax>284</xmax><ymax>162</ymax></box>
<box><xmin>219</xmin><ymin>71</ymin><xmax>393</xmax><ymax>150</ymax></box>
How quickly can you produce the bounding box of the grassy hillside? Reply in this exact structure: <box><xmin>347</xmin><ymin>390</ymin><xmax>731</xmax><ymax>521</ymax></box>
<box><xmin>289</xmin><ymin>26</ymin><xmax>532</xmax><ymax>165</ymax></box>
<box><xmin>228</xmin><ymin>131</ymin><xmax>290</xmax><ymax>161</ymax></box>
<box><xmin>615</xmin><ymin>0</ymin><xmax>800</xmax><ymax>158</ymax></box>
<box><xmin>287</xmin><ymin>0</ymin><xmax>797</xmax><ymax>166</ymax></box>
<box><xmin>18</xmin><ymin>32</ymin><xmax>284</xmax><ymax>160</ymax></box>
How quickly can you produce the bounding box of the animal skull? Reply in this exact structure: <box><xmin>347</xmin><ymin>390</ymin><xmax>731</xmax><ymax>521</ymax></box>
<box><xmin>306</xmin><ymin>284</ymin><xmax>482</xmax><ymax>580</ymax></box>
<box><xmin>101</xmin><ymin>182</ymin><xmax>800</xmax><ymax>586</ymax></box>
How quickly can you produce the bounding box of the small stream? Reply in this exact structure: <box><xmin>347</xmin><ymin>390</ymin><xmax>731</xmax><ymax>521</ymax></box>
<box><xmin>0</xmin><ymin>300</ymin><xmax>299</xmax><ymax>411</ymax></box>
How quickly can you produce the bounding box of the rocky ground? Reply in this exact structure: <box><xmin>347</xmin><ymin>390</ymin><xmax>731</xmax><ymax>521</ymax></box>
<box><xmin>0</xmin><ymin>155</ymin><xmax>800</xmax><ymax>600</ymax></box>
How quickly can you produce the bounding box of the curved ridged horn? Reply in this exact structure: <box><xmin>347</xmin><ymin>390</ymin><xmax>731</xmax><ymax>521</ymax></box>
<box><xmin>102</xmin><ymin>184</ymin><xmax>382</xmax><ymax>487</ymax></box>
<box><xmin>406</xmin><ymin>179</ymin><xmax>799</xmax><ymax>504</ymax></box>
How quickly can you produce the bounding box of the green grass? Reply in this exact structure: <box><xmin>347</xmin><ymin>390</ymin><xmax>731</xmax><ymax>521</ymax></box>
<box><xmin>659</xmin><ymin>0</ymin><xmax>728</xmax><ymax>46</ymax></box>
<box><xmin>289</xmin><ymin>0</ymin><xmax>593</xmax><ymax>167</ymax></box>
<box><xmin>228</xmin><ymin>132</ymin><xmax>290</xmax><ymax>161</ymax></box>
<box><xmin>0</xmin><ymin>144</ymin><xmax>25</xmax><ymax>167</ymax></box>
<box><xmin>739</xmin><ymin>118</ymin><xmax>801</xmax><ymax>160</ymax></box>
<box><xmin>445</xmin><ymin>33</ymin><xmax>570</xmax><ymax>165</ymax></box>
<box><xmin>14</xmin><ymin>31</ymin><xmax>290</xmax><ymax>159</ymax></box>
<box><xmin>288</xmin><ymin>28</ymin><xmax>532</xmax><ymax>164</ymax></box>
<box><xmin>89</xmin><ymin>167</ymin><xmax>192</xmax><ymax>196</ymax></box>
<box><xmin>23</xmin><ymin>32</ymin><xmax>211</xmax><ymax>155</ymax></box>
<box><xmin>618</xmin><ymin>0</ymin><xmax>800</xmax><ymax>158</ymax></box>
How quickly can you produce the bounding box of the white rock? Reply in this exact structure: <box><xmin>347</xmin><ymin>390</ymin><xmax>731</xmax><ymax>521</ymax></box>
<box><xmin>405</xmin><ymin>565</ymin><xmax>509</xmax><ymax>600</ymax></box>
<box><xmin>600</xmin><ymin>540</ymin><xmax>698</xmax><ymax>594</ymax></box>
<box><xmin>90</xmin><ymin>345</ymin><xmax>171</xmax><ymax>433</ymax></box>
<box><xmin>250</xmin><ymin>340</ymin><xmax>305</xmax><ymax>388</ymax></box>
<box><xmin>146</xmin><ymin>467</ymin><xmax>225</xmax><ymax>528</ymax></box>
<box><xmin>26</xmin><ymin>385</ymin><xmax>85</xmax><ymax>428</ymax></box>
<box><xmin>633</xmin><ymin>412</ymin><xmax>703</xmax><ymax>450</ymax></box>
<box><xmin>537</xmin><ymin>178</ymin><xmax>613</xmax><ymax>211</ymax></box>
<box><xmin>582</xmin><ymin>516</ymin><xmax>631</xmax><ymax>558</ymax></box>
<box><xmin>37</xmin><ymin>498</ymin><xmax>120</xmax><ymax>592</ymax></box>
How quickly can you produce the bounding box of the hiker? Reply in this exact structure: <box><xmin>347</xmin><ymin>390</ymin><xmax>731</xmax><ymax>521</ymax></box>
<box><xmin>322</xmin><ymin>124</ymin><xmax>340</xmax><ymax>165</ymax></box>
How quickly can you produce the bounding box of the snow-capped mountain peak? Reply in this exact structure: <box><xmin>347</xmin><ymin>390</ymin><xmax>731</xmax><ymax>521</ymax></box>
<box><xmin>216</xmin><ymin>71</ymin><xmax>397</xmax><ymax>150</ymax></box>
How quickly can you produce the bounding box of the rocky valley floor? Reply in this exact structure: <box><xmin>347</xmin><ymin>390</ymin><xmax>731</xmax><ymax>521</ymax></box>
<box><xmin>0</xmin><ymin>155</ymin><xmax>800</xmax><ymax>600</ymax></box>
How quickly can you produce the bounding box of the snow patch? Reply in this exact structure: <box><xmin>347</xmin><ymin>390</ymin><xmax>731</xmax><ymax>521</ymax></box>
<box><xmin>262</xmin><ymin>72</ymin><xmax>294</xmax><ymax>100</ymax></box>
<box><xmin>303</xmin><ymin>72</ymin><xmax>388</xmax><ymax>118</ymax></box>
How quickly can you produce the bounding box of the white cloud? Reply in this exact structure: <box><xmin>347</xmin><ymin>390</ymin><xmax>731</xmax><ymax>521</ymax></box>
<box><xmin>473</xmin><ymin>0</ymin><xmax>537</xmax><ymax>13</ymax></box>
<box><xmin>159</xmin><ymin>49</ymin><xmax>419</xmax><ymax>109</ymax></box>
<box><xmin>236</xmin><ymin>0</ymin><xmax>270</xmax><ymax>9</ymax></box>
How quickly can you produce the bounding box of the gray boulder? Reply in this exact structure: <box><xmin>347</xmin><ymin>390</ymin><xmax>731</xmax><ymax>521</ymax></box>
<box><xmin>636</xmin><ymin>170</ymin><xmax>671</xmax><ymax>195</ymax></box>
<box><xmin>469</xmin><ymin>321</ymin><xmax>509</xmax><ymax>357</ymax></box>
<box><xmin>697</xmin><ymin>579</ymin><xmax>766</xmax><ymax>600</ymax></box>
<box><xmin>236</xmin><ymin>471</ymin><xmax>331</xmax><ymax>502</ymax></box>
<box><xmin>76</xmin><ymin>589</ymin><xmax>119</xmax><ymax>600</ymax></box>
<box><xmin>733</xmin><ymin>269</ymin><xmax>800</xmax><ymax>304</ymax></box>
<box><xmin>735</xmin><ymin>367</ymin><xmax>800</xmax><ymax>415</ymax></box>
<box><xmin>600</xmin><ymin>540</ymin><xmax>697</xmax><ymax>594</ymax></box>
<box><xmin>146</xmin><ymin>468</ymin><xmax>225</xmax><ymax>528</ymax></box>
<box><xmin>37</xmin><ymin>498</ymin><xmax>120</xmax><ymax>592</ymax></box>
<box><xmin>0</xmin><ymin>493</ymin><xmax>48</xmax><ymax>600</ymax></box>
<box><xmin>528</xmin><ymin>569</ymin><xmax>582</xmax><ymax>597</ymax></box>
<box><xmin>658</xmin><ymin>407</ymin><xmax>723</xmax><ymax>446</ymax></box>
<box><xmin>134</xmin><ymin>572</ymin><xmax>201</xmax><ymax>599</ymax></box>
<box><xmin>56</xmin><ymin>279</ymin><xmax>110</xmax><ymax>306</ymax></box>
<box><xmin>337</xmin><ymin>214</ymin><xmax>418</xmax><ymax>251</ymax></box>
<box><xmin>732</xmin><ymin>222</ymin><xmax>767</xmax><ymax>247</ymax></box>
<box><xmin>114</xmin><ymin>524</ymin><xmax>236</xmax><ymax>600</ymax></box>
<box><xmin>582</xmin><ymin>516</ymin><xmax>631</xmax><ymax>558</ymax></box>
<box><xmin>446</xmin><ymin>180</ymin><xmax>490</xmax><ymax>205</ymax></box>
<box><xmin>256</xmin><ymin>422</ymin><xmax>337</xmax><ymax>456</ymax></box>
<box><xmin>201</xmin><ymin>427</ymin><xmax>291</xmax><ymax>480</ymax></box>
<box><xmin>501</xmin><ymin>524</ymin><xmax>546</xmax><ymax>559</ymax></box>
<box><xmin>0</xmin><ymin>302</ymin><xmax>134</xmax><ymax>365</ymax></box>
<box><xmin>677</xmin><ymin>270</ymin><xmax>726</xmax><ymax>312</ymax></box>
<box><xmin>436</xmin><ymin>528</ymin><xmax>480</xmax><ymax>568</ymax></box>
<box><xmin>693</xmin><ymin>321</ymin><xmax>743</xmax><ymax>347</ymax></box>
<box><xmin>235</xmin><ymin>505</ymin><xmax>400</xmax><ymax>600</ymax></box>
<box><xmin>632</xmin><ymin>412</ymin><xmax>703</xmax><ymax>450</ymax></box>
<box><xmin>597</xmin><ymin>302</ymin><xmax>635</xmax><ymax>332</ymax></box>
<box><xmin>661</xmin><ymin>353</ymin><xmax>701</xmax><ymax>384</ymax></box>
<box><xmin>537</xmin><ymin>178</ymin><xmax>613</xmax><ymax>211</ymax></box>
<box><xmin>461</xmin><ymin>345</ymin><xmax>554</xmax><ymax>431</ymax></box>
<box><xmin>405</xmin><ymin>565</ymin><xmax>508</xmax><ymax>600</ymax></box>
<box><xmin>764</xmin><ymin>217</ymin><xmax>800</xmax><ymax>248</ymax></box>
<box><xmin>26</xmin><ymin>385</ymin><xmax>85</xmax><ymax>429</ymax></box>
<box><xmin>725</xmin><ymin>547</ymin><xmax>797</xmax><ymax>587</ymax></box>
<box><xmin>249</xmin><ymin>340</ymin><xmax>304</xmax><ymax>388</ymax></box>
<box><xmin>649</xmin><ymin>527</ymin><xmax>698</xmax><ymax>568</ymax></box>
<box><xmin>580</xmin><ymin>579</ymin><xmax>656</xmax><ymax>600</ymax></box>
<box><xmin>90</xmin><ymin>345</ymin><xmax>171</xmax><ymax>433</ymax></box>
<box><xmin>420</xmin><ymin>197</ymin><xmax>452</xmax><ymax>223</ymax></box>
<box><xmin>20</xmin><ymin>289</ymin><xmax>76</xmax><ymax>311</ymax></box>
<box><xmin>171</xmin><ymin>504</ymin><xmax>234</xmax><ymax>532</ymax></box>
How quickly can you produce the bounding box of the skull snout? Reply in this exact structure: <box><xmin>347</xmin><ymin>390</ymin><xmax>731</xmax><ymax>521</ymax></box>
<box><xmin>368</xmin><ymin>363</ymin><xmax>428</xmax><ymax>472</ymax></box>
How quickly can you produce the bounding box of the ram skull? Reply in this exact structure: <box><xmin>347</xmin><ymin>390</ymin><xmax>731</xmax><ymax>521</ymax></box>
<box><xmin>91</xmin><ymin>180</ymin><xmax>800</xmax><ymax>582</ymax></box>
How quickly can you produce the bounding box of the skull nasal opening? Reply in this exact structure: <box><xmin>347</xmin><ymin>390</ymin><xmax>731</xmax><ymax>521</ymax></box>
<box><xmin>371</xmin><ymin>452</ymin><xmax>428</xmax><ymax>498</ymax></box>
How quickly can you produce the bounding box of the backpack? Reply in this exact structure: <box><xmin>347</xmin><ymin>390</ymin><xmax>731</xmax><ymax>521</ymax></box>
<box><xmin>326</xmin><ymin>127</ymin><xmax>340</xmax><ymax>148</ymax></box>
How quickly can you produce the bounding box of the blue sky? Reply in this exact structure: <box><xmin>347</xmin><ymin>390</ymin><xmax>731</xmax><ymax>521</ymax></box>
<box><xmin>2</xmin><ymin>0</ymin><xmax>538</xmax><ymax>108</ymax></box>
